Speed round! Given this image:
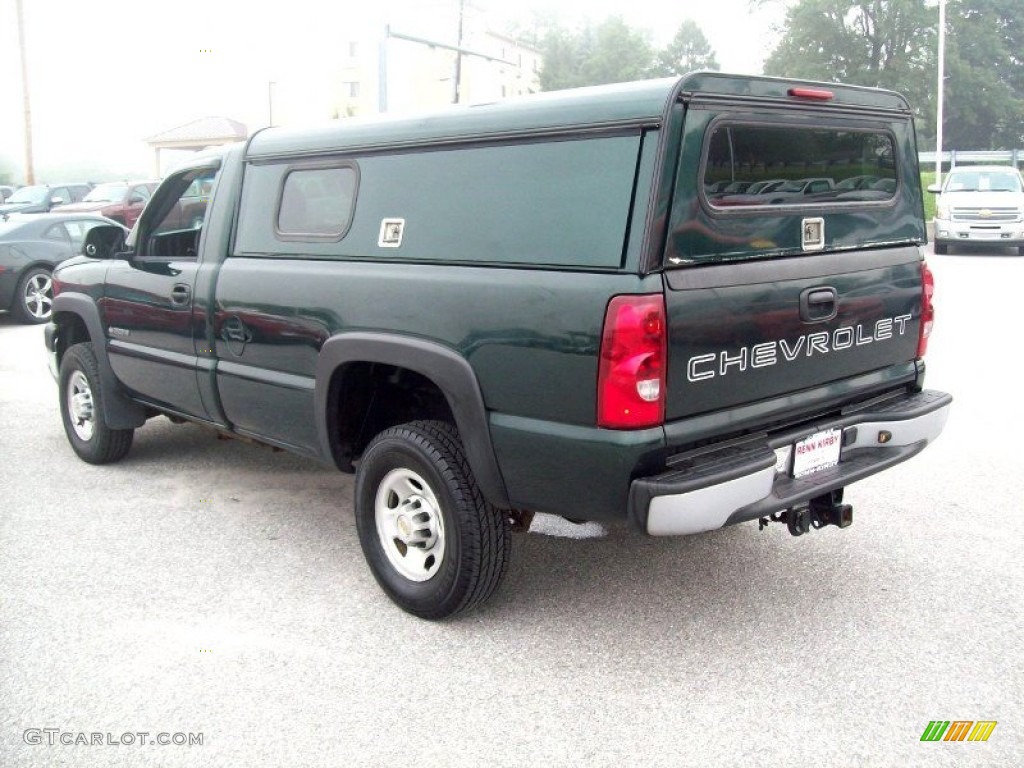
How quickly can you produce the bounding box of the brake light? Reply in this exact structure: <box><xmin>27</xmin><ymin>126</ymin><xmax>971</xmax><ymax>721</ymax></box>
<box><xmin>597</xmin><ymin>294</ymin><xmax>666</xmax><ymax>429</ymax></box>
<box><xmin>918</xmin><ymin>261</ymin><xmax>935</xmax><ymax>358</ymax></box>
<box><xmin>788</xmin><ymin>87</ymin><xmax>834</xmax><ymax>101</ymax></box>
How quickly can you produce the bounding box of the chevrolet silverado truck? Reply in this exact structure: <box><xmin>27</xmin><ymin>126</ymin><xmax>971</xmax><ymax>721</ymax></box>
<box><xmin>45</xmin><ymin>73</ymin><xmax>951</xmax><ymax>619</ymax></box>
<box><xmin>927</xmin><ymin>164</ymin><xmax>1024</xmax><ymax>255</ymax></box>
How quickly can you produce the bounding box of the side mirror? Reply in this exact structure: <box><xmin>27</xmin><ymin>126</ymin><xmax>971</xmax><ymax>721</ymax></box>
<box><xmin>50</xmin><ymin>197</ymin><xmax>65</xmax><ymax>207</ymax></box>
<box><xmin>82</xmin><ymin>224</ymin><xmax>127</xmax><ymax>259</ymax></box>
<box><xmin>926</xmin><ymin>183</ymin><xmax>943</xmax><ymax>194</ymax></box>
<box><xmin>128</xmin><ymin>194</ymin><xmax>145</xmax><ymax>204</ymax></box>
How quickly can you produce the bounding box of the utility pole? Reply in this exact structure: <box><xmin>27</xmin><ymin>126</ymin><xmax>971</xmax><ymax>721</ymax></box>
<box><xmin>453</xmin><ymin>0</ymin><xmax>465</xmax><ymax>104</ymax></box>
<box><xmin>268</xmin><ymin>81</ymin><xmax>276</xmax><ymax>127</ymax></box>
<box><xmin>16</xmin><ymin>0</ymin><xmax>35</xmax><ymax>184</ymax></box>
<box><xmin>379</xmin><ymin>26</ymin><xmax>389</xmax><ymax>113</ymax></box>
<box><xmin>382</xmin><ymin>6</ymin><xmax>517</xmax><ymax>112</ymax></box>
<box><xmin>935</xmin><ymin>0</ymin><xmax>946</xmax><ymax>186</ymax></box>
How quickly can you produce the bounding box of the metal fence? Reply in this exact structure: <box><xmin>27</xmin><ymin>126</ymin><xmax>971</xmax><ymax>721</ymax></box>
<box><xmin>919</xmin><ymin>149</ymin><xmax>1024</xmax><ymax>169</ymax></box>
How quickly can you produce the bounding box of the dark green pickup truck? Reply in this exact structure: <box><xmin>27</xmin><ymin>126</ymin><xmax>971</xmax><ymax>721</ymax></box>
<box><xmin>46</xmin><ymin>73</ymin><xmax>951</xmax><ymax>619</ymax></box>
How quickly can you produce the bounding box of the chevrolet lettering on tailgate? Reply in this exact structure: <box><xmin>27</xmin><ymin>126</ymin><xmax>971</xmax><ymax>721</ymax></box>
<box><xmin>687</xmin><ymin>314</ymin><xmax>914</xmax><ymax>382</ymax></box>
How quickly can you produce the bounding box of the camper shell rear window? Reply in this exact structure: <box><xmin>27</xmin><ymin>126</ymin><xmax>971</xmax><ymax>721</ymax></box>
<box><xmin>702</xmin><ymin>122</ymin><xmax>898</xmax><ymax>208</ymax></box>
<box><xmin>663</xmin><ymin>111</ymin><xmax>923</xmax><ymax>266</ymax></box>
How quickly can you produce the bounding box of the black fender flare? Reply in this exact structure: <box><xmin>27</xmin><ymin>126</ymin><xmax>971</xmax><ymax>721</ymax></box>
<box><xmin>51</xmin><ymin>292</ymin><xmax>148</xmax><ymax>430</ymax></box>
<box><xmin>314</xmin><ymin>332</ymin><xmax>510</xmax><ymax>509</ymax></box>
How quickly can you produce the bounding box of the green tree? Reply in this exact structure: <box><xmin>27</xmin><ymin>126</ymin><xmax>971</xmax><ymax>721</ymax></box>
<box><xmin>538</xmin><ymin>17</ymin><xmax>656</xmax><ymax>90</ymax></box>
<box><xmin>764</xmin><ymin>0</ymin><xmax>934</xmax><ymax>103</ymax></box>
<box><xmin>652</xmin><ymin>20</ymin><xmax>720</xmax><ymax>76</ymax></box>
<box><xmin>762</xmin><ymin>0</ymin><xmax>1024</xmax><ymax>149</ymax></box>
<box><xmin>942</xmin><ymin>0</ymin><xmax>1024</xmax><ymax>148</ymax></box>
<box><xmin>536</xmin><ymin>26</ymin><xmax>586</xmax><ymax>91</ymax></box>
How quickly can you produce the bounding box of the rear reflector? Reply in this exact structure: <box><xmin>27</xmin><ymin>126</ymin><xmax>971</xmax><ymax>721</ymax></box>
<box><xmin>597</xmin><ymin>294</ymin><xmax>666</xmax><ymax>429</ymax></box>
<box><xmin>918</xmin><ymin>261</ymin><xmax>934</xmax><ymax>358</ymax></box>
<box><xmin>788</xmin><ymin>87</ymin><xmax>834</xmax><ymax>101</ymax></box>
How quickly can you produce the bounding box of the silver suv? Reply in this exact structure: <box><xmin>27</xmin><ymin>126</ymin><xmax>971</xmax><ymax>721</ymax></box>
<box><xmin>929</xmin><ymin>165</ymin><xmax>1024</xmax><ymax>255</ymax></box>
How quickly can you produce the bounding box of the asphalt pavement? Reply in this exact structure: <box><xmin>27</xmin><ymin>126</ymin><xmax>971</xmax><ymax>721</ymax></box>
<box><xmin>1</xmin><ymin>245</ymin><xmax>1021</xmax><ymax>767</ymax></box>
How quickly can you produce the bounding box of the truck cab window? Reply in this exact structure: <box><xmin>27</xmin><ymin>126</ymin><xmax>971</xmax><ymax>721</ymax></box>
<box><xmin>137</xmin><ymin>167</ymin><xmax>219</xmax><ymax>259</ymax></box>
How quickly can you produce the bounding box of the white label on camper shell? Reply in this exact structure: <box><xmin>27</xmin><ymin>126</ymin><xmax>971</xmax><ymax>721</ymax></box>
<box><xmin>378</xmin><ymin>218</ymin><xmax>405</xmax><ymax>248</ymax></box>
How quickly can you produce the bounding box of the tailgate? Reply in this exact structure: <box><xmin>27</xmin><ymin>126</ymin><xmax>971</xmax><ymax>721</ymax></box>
<box><xmin>663</xmin><ymin>247</ymin><xmax>922</xmax><ymax>420</ymax></box>
<box><xmin>659</xmin><ymin>80</ymin><xmax>928</xmax><ymax>421</ymax></box>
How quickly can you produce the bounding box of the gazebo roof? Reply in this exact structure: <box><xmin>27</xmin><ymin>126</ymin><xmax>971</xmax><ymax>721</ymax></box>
<box><xmin>147</xmin><ymin>116</ymin><xmax>248</xmax><ymax>148</ymax></box>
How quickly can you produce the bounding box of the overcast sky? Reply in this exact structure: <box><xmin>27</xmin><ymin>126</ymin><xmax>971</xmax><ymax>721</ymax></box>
<box><xmin>0</xmin><ymin>0</ymin><xmax>787</xmax><ymax>181</ymax></box>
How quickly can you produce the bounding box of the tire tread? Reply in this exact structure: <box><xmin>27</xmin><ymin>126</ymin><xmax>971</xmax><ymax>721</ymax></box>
<box><xmin>357</xmin><ymin>420</ymin><xmax>511</xmax><ymax>619</ymax></box>
<box><xmin>60</xmin><ymin>343</ymin><xmax>134</xmax><ymax>464</ymax></box>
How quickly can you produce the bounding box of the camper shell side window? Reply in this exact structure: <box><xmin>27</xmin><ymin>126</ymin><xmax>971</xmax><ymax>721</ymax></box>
<box><xmin>276</xmin><ymin>164</ymin><xmax>359</xmax><ymax>240</ymax></box>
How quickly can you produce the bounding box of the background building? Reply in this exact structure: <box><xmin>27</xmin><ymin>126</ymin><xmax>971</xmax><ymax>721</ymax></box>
<box><xmin>329</xmin><ymin>29</ymin><xmax>540</xmax><ymax>120</ymax></box>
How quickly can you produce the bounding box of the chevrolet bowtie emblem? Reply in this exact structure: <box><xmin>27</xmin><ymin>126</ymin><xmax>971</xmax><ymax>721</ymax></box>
<box><xmin>980</xmin><ymin>209</ymin><xmax>993</xmax><ymax>217</ymax></box>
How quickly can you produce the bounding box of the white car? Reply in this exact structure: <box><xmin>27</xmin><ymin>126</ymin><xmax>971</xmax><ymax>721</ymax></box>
<box><xmin>928</xmin><ymin>165</ymin><xmax>1024</xmax><ymax>255</ymax></box>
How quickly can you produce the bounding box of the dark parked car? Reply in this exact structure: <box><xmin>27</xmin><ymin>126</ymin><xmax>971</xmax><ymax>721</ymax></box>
<box><xmin>56</xmin><ymin>181</ymin><xmax>159</xmax><ymax>229</ymax></box>
<box><xmin>0</xmin><ymin>213</ymin><xmax>126</xmax><ymax>323</ymax></box>
<box><xmin>0</xmin><ymin>183</ymin><xmax>93</xmax><ymax>216</ymax></box>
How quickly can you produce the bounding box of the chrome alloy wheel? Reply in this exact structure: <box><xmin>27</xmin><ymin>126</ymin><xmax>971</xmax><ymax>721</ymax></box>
<box><xmin>374</xmin><ymin>468</ymin><xmax>446</xmax><ymax>582</ymax></box>
<box><xmin>67</xmin><ymin>370</ymin><xmax>96</xmax><ymax>441</ymax></box>
<box><xmin>23</xmin><ymin>272</ymin><xmax>53</xmax><ymax>320</ymax></box>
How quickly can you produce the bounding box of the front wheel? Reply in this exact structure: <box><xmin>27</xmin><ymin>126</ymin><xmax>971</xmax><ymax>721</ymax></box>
<box><xmin>933</xmin><ymin>242</ymin><xmax>949</xmax><ymax>255</ymax></box>
<box><xmin>59</xmin><ymin>343</ymin><xmax>134</xmax><ymax>464</ymax></box>
<box><xmin>354</xmin><ymin>420</ymin><xmax>511</xmax><ymax>620</ymax></box>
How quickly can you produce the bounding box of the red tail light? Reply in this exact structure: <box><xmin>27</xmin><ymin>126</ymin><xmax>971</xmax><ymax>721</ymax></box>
<box><xmin>918</xmin><ymin>261</ymin><xmax>935</xmax><ymax>358</ymax></box>
<box><xmin>597</xmin><ymin>294</ymin><xmax>666</xmax><ymax>429</ymax></box>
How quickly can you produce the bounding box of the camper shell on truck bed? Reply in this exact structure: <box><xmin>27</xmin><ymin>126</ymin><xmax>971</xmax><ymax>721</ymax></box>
<box><xmin>47</xmin><ymin>73</ymin><xmax>951</xmax><ymax>619</ymax></box>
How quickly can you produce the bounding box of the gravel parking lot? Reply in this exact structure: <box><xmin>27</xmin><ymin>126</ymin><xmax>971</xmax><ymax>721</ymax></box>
<box><xmin>1</xmin><ymin>247</ymin><xmax>1022</xmax><ymax>767</ymax></box>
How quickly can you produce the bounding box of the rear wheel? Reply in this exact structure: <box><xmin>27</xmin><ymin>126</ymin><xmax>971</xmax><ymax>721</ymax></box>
<box><xmin>59</xmin><ymin>343</ymin><xmax>134</xmax><ymax>464</ymax></box>
<box><xmin>354</xmin><ymin>420</ymin><xmax>511</xmax><ymax>619</ymax></box>
<box><xmin>13</xmin><ymin>267</ymin><xmax>53</xmax><ymax>324</ymax></box>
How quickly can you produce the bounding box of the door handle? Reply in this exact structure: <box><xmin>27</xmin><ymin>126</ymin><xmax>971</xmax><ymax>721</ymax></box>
<box><xmin>799</xmin><ymin>286</ymin><xmax>837</xmax><ymax>322</ymax></box>
<box><xmin>170</xmin><ymin>283</ymin><xmax>192</xmax><ymax>306</ymax></box>
<box><xmin>223</xmin><ymin>316</ymin><xmax>252</xmax><ymax>344</ymax></box>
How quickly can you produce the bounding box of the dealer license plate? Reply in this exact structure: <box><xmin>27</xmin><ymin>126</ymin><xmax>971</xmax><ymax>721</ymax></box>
<box><xmin>792</xmin><ymin>428</ymin><xmax>842</xmax><ymax>478</ymax></box>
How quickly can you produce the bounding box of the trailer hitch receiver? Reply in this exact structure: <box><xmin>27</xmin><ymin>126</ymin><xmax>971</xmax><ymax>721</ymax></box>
<box><xmin>758</xmin><ymin>490</ymin><xmax>853</xmax><ymax>536</ymax></box>
<box><xmin>809</xmin><ymin>489</ymin><xmax>853</xmax><ymax>529</ymax></box>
